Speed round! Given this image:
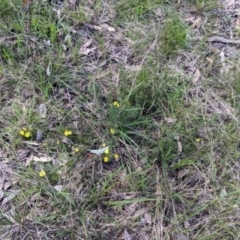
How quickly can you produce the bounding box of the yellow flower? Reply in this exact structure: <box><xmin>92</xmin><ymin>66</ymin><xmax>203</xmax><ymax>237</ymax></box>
<box><xmin>114</xmin><ymin>154</ymin><xmax>119</xmax><ymax>159</ymax></box>
<box><xmin>103</xmin><ymin>156</ymin><xmax>109</xmax><ymax>162</ymax></box>
<box><xmin>39</xmin><ymin>170</ymin><xmax>46</xmax><ymax>177</ymax></box>
<box><xmin>19</xmin><ymin>128</ymin><xmax>32</xmax><ymax>138</ymax></box>
<box><xmin>19</xmin><ymin>130</ymin><xmax>25</xmax><ymax>136</ymax></box>
<box><xmin>64</xmin><ymin>129</ymin><xmax>72</xmax><ymax>137</ymax></box>
<box><xmin>104</xmin><ymin>147</ymin><xmax>109</xmax><ymax>154</ymax></box>
<box><xmin>102</xmin><ymin>143</ymin><xmax>106</xmax><ymax>147</ymax></box>
<box><xmin>113</xmin><ymin>101</ymin><xmax>120</xmax><ymax>107</ymax></box>
<box><xmin>24</xmin><ymin>131</ymin><xmax>31</xmax><ymax>138</ymax></box>
<box><xmin>75</xmin><ymin>148</ymin><xmax>80</xmax><ymax>153</ymax></box>
<box><xmin>110</xmin><ymin>128</ymin><xmax>115</xmax><ymax>134</ymax></box>
<box><xmin>196</xmin><ymin>138</ymin><xmax>201</xmax><ymax>142</ymax></box>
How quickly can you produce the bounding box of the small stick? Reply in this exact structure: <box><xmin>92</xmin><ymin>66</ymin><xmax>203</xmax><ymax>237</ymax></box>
<box><xmin>208</xmin><ymin>36</ymin><xmax>240</xmax><ymax>45</ymax></box>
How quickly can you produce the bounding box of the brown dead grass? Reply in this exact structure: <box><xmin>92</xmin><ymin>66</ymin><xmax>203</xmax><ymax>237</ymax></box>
<box><xmin>1</xmin><ymin>0</ymin><xmax>240</xmax><ymax>239</ymax></box>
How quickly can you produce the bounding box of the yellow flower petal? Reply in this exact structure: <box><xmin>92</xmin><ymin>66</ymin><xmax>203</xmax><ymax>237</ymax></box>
<box><xmin>196</xmin><ymin>138</ymin><xmax>201</xmax><ymax>142</ymax></box>
<box><xmin>114</xmin><ymin>154</ymin><xmax>119</xmax><ymax>159</ymax></box>
<box><xmin>24</xmin><ymin>132</ymin><xmax>31</xmax><ymax>138</ymax></box>
<box><xmin>113</xmin><ymin>101</ymin><xmax>120</xmax><ymax>107</ymax></box>
<box><xmin>75</xmin><ymin>148</ymin><xmax>80</xmax><ymax>153</ymax></box>
<box><xmin>64</xmin><ymin>130</ymin><xmax>72</xmax><ymax>136</ymax></box>
<box><xmin>110</xmin><ymin>128</ymin><xmax>115</xmax><ymax>134</ymax></box>
<box><xmin>103</xmin><ymin>156</ymin><xmax>109</xmax><ymax>162</ymax></box>
<box><xmin>104</xmin><ymin>147</ymin><xmax>109</xmax><ymax>154</ymax></box>
<box><xmin>39</xmin><ymin>170</ymin><xmax>46</xmax><ymax>177</ymax></box>
<box><xmin>19</xmin><ymin>130</ymin><xmax>25</xmax><ymax>136</ymax></box>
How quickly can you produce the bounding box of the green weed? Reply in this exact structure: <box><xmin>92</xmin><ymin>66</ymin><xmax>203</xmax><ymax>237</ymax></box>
<box><xmin>160</xmin><ymin>13</ymin><xmax>188</xmax><ymax>55</ymax></box>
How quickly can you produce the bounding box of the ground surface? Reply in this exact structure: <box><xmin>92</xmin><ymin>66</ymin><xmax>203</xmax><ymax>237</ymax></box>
<box><xmin>1</xmin><ymin>0</ymin><xmax>240</xmax><ymax>239</ymax></box>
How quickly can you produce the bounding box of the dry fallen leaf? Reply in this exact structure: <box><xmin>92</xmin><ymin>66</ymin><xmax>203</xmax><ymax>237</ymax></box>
<box><xmin>32</xmin><ymin>155</ymin><xmax>53</xmax><ymax>162</ymax></box>
<box><xmin>25</xmin><ymin>152</ymin><xmax>33</xmax><ymax>167</ymax></box>
<box><xmin>206</xmin><ymin>57</ymin><xmax>214</xmax><ymax>64</ymax></box>
<box><xmin>92</xmin><ymin>24</ymin><xmax>115</xmax><ymax>32</ymax></box>
<box><xmin>124</xmin><ymin>229</ymin><xmax>131</xmax><ymax>240</ymax></box>
<box><xmin>46</xmin><ymin>63</ymin><xmax>51</xmax><ymax>76</ymax></box>
<box><xmin>174</xmin><ymin>135</ymin><xmax>182</xmax><ymax>153</ymax></box>
<box><xmin>185</xmin><ymin>16</ymin><xmax>201</xmax><ymax>29</ymax></box>
<box><xmin>3</xmin><ymin>181</ymin><xmax>11</xmax><ymax>191</ymax></box>
<box><xmin>38</xmin><ymin>103</ymin><xmax>47</xmax><ymax>118</ymax></box>
<box><xmin>36</xmin><ymin>129</ymin><xmax>43</xmax><ymax>142</ymax></box>
<box><xmin>133</xmin><ymin>207</ymin><xmax>148</xmax><ymax>218</ymax></box>
<box><xmin>192</xmin><ymin>17</ymin><xmax>201</xmax><ymax>29</ymax></box>
<box><xmin>164</xmin><ymin>117</ymin><xmax>177</xmax><ymax>124</ymax></box>
<box><xmin>177</xmin><ymin>169</ymin><xmax>189</xmax><ymax>180</ymax></box>
<box><xmin>99</xmin><ymin>23</ymin><xmax>115</xmax><ymax>32</ymax></box>
<box><xmin>192</xmin><ymin>69</ymin><xmax>201</xmax><ymax>84</ymax></box>
<box><xmin>62</xmin><ymin>137</ymin><xmax>74</xmax><ymax>145</ymax></box>
<box><xmin>144</xmin><ymin>212</ymin><xmax>152</xmax><ymax>224</ymax></box>
<box><xmin>79</xmin><ymin>39</ymin><xmax>92</xmax><ymax>55</ymax></box>
<box><xmin>54</xmin><ymin>185</ymin><xmax>63</xmax><ymax>192</ymax></box>
<box><xmin>125</xmin><ymin>65</ymin><xmax>142</xmax><ymax>71</ymax></box>
<box><xmin>22</xmin><ymin>141</ymin><xmax>41</xmax><ymax>146</ymax></box>
<box><xmin>177</xmin><ymin>141</ymin><xmax>182</xmax><ymax>153</ymax></box>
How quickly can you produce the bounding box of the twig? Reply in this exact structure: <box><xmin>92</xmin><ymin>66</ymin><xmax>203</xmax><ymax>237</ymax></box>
<box><xmin>208</xmin><ymin>36</ymin><xmax>240</xmax><ymax>45</ymax></box>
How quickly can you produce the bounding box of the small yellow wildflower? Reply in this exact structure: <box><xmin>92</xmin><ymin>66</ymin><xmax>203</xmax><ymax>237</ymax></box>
<box><xmin>110</xmin><ymin>128</ymin><xmax>115</xmax><ymax>134</ymax></box>
<box><xmin>104</xmin><ymin>147</ymin><xmax>109</xmax><ymax>154</ymax></box>
<box><xmin>42</xmin><ymin>142</ymin><xmax>47</xmax><ymax>146</ymax></box>
<box><xmin>113</xmin><ymin>101</ymin><xmax>120</xmax><ymax>108</ymax></box>
<box><xmin>19</xmin><ymin>130</ymin><xmax>25</xmax><ymax>136</ymax></box>
<box><xmin>196</xmin><ymin>138</ymin><xmax>201</xmax><ymax>142</ymax></box>
<box><xmin>102</xmin><ymin>143</ymin><xmax>106</xmax><ymax>147</ymax></box>
<box><xmin>64</xmin><ymin>129</ymin><xmax>72</xmax><ymax>137</ymax></box>
<box><xmin>103</xmin><ymin>156</ymin><xmax>109</xmax><ymax>162</ymax></box>
<box><xmin>114</xmin><ymin>154</ymin><xmax>119</xmax><ymax>159</ymax></box>
<box><xmin>19</xmin><ymin>128</ymin><xmax>32</xmax><ymax>138</ymax></box>
<box><xmin>75</xmin><ymin>148</ymin><xmax>80</xmax><ymax>153</ymax></box>
<box><xmin>24</xmin><ymin>131</ymin><xmax>31</xmax><ymax>138</ymax></box>
<box><xmin>39</xmin><ymin>170</ymin><xmax>46</xmax><ymax>177</ymax></box>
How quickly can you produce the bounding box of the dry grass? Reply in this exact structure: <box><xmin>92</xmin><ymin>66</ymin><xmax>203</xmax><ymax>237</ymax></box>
<box><xmin>1</xmin><ymin>0</ymin><xmax>240</xmax><ymax>239</ymax></box>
